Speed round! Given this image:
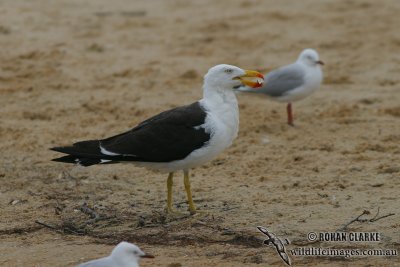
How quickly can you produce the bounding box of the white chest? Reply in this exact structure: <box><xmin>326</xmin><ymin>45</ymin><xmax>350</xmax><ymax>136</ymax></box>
<box><xmin>169</xmin><ymin>91</ymin><xmax>239</xmax><ymax>171</ymax></box>
<box><xmin>203</xmin><ymin>96</ymin><xmax>239</xmax><ymax>150</ymax></box>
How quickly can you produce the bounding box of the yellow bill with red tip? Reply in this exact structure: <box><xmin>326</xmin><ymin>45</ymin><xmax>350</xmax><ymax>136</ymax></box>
<box><xmin>235</xmin><ymin>70</ymin><xmax>264</xmax><ymax>88</ymax></box>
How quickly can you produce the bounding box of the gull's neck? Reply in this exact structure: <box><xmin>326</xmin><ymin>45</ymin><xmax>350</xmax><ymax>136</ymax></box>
<box><xmin>199</xmin><ymin>81</ymin><xmax>239</xmax><ymax>146</ymax></box>
<box><xmin>297</xmin><ymin>60</ymin><xmax>323</xmax><ymax>88</ymax></box>
<box><xmin>200</xmin><ymin>82</ymin><xmax>239</xmax><ymax>142</ymax></box>
<box><xmin>202</xmin><ymin>82</ymin><xmax>238</xmax><ymax>107</ymax></box>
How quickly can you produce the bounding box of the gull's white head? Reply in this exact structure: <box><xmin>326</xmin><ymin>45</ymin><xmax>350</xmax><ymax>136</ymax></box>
<box><xmin>204</xmin><ymin>64</ymin><xmax>264</xmax><ymax>90</ymax></box>
<box><xmin>297</xmin><ymin>49</ymin><xmax>324</xmax><ymax>67</ymax></box>
<box><xmin>110</xmin><ymin>242</ymin><xmax>154</xmax><ymax>267</ymax></box>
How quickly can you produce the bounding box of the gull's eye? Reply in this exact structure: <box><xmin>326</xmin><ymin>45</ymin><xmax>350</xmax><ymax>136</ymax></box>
<box><xmin>133</xmin><ymin>251</ymin><xmax>139</xmax><ymax>255</ymax></box>
<box><xmin>225</xmin><ymin>69</ymin><xmax>233</xmax><ymax>74</ymax></box>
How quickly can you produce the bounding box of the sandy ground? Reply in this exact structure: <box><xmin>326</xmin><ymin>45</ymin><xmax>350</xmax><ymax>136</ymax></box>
<box><xmin>1</xmin><ymin>0</ymin><xmax>400</xmax><ymax>266</ymax></box>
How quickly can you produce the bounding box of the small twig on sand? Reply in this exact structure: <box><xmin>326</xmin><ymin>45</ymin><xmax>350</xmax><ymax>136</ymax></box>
<box><xmin>35</xmin><ymin>220</ymin><xmax>84</xmax><ymax>235</ymax></box>
<box><xmin>369</xmin><ymin>207</ymin><xmax>395</xmax><ymax>222</ymax></box>
<box><xmin>337</xmin><ymin>210</ymin><xmax>370</xmax><ymax>232</ymax></box>
<box><xmin>80</xmin><ymin>202</ymin><xmax>100</xmax><ymax>223</ymax></box>
<box><xmin>35</xmin><ymin>220</ymin><xmax>63</xmax><ymax>233</ymax></box>
<box><xmin>336</xmin><ymin>208</ymin><xmax>395</xmax><ymax>232</ymax></box>
<box><xmin>221</xmin><ymin>206</ymin><xmax>239</xmax><ymax>212</ymax></box>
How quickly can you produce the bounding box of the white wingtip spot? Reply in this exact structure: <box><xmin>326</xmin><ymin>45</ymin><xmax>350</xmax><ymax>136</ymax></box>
<box><xmin>194</xmin><ymin>123</ymin><xmax>206</xmax><ymax>130</ymax></box>
<box><xmin>100</xmin><ymin>145</ymin><xmax>120</xmax><ymax>156</ymax></box>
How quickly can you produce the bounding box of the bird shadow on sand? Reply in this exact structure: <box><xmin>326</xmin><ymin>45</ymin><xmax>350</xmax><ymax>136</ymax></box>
<box><xmin>32</xmin><ymin>200</ymin><xmax>263</xmax><ymax>248</ymax></box>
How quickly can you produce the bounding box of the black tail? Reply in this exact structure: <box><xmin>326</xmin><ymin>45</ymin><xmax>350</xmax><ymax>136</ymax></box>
<box><xmin>51</xmin><ymin>140</ymin><xmax>114</xmax><ymax>167</ymax></box>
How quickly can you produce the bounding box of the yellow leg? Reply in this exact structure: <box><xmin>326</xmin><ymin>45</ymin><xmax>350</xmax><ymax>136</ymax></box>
<box><xmin>166</xmin><ymin>172</ymin><xmax>186</xmax><ymax>216</ymax></box>
<box><xmin>184</xmin><ymin>170</ymin><xmax>197</xmax><ymax>214</ymax></box>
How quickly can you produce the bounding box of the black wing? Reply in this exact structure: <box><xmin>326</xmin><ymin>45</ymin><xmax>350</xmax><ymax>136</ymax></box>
<box><xmin>100</xmin><ymin>102</ymin><xmax>210</xmax><ymax>162</ymax></box>
<box><xmin>51</xmin><ymin>102</ymin><xmax>211</xmax><ymax>166</ymax></box>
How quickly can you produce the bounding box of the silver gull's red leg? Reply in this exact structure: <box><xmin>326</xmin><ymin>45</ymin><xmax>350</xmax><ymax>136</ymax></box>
<box><xmin>287</xmin><ymin>102</ymin><xmax>294</xmax><ymax>126</ymax></box>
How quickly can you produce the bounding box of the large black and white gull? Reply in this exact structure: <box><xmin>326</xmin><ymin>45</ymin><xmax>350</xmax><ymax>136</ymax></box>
<box><xmin>51</xmin><ymin>64</ymin><xmax>264</xmax><ymax>214</ymax></box>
